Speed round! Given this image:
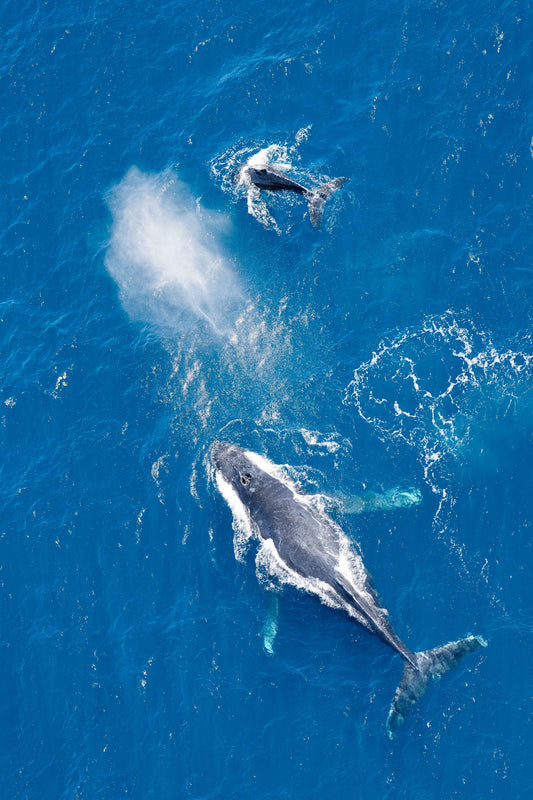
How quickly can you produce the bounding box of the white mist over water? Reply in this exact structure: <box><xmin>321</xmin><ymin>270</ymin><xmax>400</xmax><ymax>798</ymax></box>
<box><xmin>103</xmin><ymin>167</ymin><xmax>306</xmax><ymax>435</ymax></box>
<box><xmin>104</xmin><ymin>167</ymin><xmax>244</xmax><ymax>337</ymax></box>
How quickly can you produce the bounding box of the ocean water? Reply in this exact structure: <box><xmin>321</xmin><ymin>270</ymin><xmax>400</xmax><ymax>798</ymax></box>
<box><xmin>2</xmin><ymin>0</ymin><xmax>532</xmax><ymax>796</ymax></box>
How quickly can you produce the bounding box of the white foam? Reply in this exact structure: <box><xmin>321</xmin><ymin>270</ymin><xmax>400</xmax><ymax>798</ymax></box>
<box><xmin>253</xmin><ymin>536</ymin><xmax>350</xmax><ymax>615</ymax></box>
<box><xmin>209</xmin><ymin>135</ymin><xmax>311</xmax><ymax>233</ymax></box>
<box><xmin>104</xmin><ymin>167</ymin><xmax>243</xmax><ymax>337</ymax></box>
<box><xmin>295</xmin><ymin>125</ymin><xmax>312</xmax><ymax>145</ymax></box>
<box><xmin>300</xmin><ymin>428</ymin><xmax>341</xmax><ymax>453</ymax></box>
<box><xmin>244</xmin><ymin>144</ymin><xmax>293</xmax><ymax>172</ymax></box>
<box><xmin>214</xmin><ymin>470</ymin><xmax>255</xmax><ymax>562</ymax></box>
<box><xmin>242</xmin><ymin>447</ymin><xmax>293</xmax><ymax>485</ymax></box>
<box><xmin>344</xmin><ymin>310</ymin><xmax>533</xmax><ymax>516</ymax></box>
<box><xmin>151</xmin><ymin>455</ymin><xmax>168</xmax><ymax>505</ymax></box>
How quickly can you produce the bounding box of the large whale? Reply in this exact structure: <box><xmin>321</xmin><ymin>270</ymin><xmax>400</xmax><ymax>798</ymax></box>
<box><xmin>244</xmin><ymin>165</ymin><xmax>347</xmax><ymax>227</ymax></box>
<box><xmin>211</xmin><ymin>441</ymin><xmax>486</xmax><ymax>736</ymax></box>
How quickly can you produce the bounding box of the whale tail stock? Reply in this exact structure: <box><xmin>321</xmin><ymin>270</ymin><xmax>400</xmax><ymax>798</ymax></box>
<box><xmin>306</xmin><ymin>177</ymin><xmax>348</xmax><ymax>227</ymax></box>
<box><xmin>386</xmin><ymin>634</ymin><xmax>487</xmax><ymax>738</ymax></box>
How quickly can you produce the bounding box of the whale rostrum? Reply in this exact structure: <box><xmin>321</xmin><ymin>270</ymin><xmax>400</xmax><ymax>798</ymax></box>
<box><xmin>211</xmin><ymin>441</ymin><xmax>486</xmax><ymax>737</ymax></box>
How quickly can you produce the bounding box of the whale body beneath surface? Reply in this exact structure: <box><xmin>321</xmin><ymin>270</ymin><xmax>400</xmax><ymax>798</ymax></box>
<box><xmin>211</xmin><ymin>441</ymin><xmax>486</xmax><ymax>737</ymax></box>
<box><xmin>244</xmin><ymin>165</ymin><xmax>347</xmax><ymax>227</ymax></box>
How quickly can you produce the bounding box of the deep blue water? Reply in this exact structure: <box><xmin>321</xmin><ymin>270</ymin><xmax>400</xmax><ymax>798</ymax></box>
<box><xmin>2</xmin><ymin>0</ymin><xmax>533</xmax><ymax>797</ymax></box>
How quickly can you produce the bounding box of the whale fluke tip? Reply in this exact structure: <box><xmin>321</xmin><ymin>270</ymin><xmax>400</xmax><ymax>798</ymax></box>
<box><xmin>307</xmin><ymin>177</ymin><xmax>348</xmax><ymax>227</ymax></box>
<box><xmin>387</xmin><ymin>634</ymin><xmax>487</xmax><ymax>738</ymax></box>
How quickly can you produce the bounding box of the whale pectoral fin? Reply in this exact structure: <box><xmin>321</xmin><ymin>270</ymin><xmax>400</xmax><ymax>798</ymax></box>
<box><xmin>332</xmin><ymin>493</ymin><xmax>364</xmax><ymax>514</ymax></box>
<box><xmin>371</xmin><ymin>487</ymin><xmax>422</xmax><ymax>511</ymax></box>
<box><xmin>262</xmin><ymin>592</ymin><xmax>279</xmax><ymax>656</ymax></box>
<box><xmin>339</xmin><ymin>487</ymin><xmax>422</xmax><ymax>514</ymax></box>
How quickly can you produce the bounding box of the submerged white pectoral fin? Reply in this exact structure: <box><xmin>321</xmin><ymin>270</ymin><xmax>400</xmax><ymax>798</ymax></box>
<box><xmin>262</xmin><ymin>592</ymin><xmax>279</xmax><ymax>656</ymax></box>
<box><xmin>379</xmin><ymin>487</ymin><xmax>422</xmax><ymax>510</ymax></box>
<box><xmin>336</xmin><ymin>487</ymin><xmax>423</xmax><ymax>514</ymax></box>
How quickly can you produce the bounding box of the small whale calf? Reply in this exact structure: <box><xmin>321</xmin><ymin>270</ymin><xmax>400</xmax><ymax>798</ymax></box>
<box><xmin>244</xmin><ymin>164</ymin><xmax>347</xmax><ymax>227</ymax></box>
<box><xmin>211</xmin><ymin>441</ymin><xmax>487</xmax><ymax>737</ymax></box>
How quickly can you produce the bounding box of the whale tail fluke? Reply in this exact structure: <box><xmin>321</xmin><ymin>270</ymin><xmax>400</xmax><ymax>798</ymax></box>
<box><xmin>386</xmin><ymin>634</ymin><xmax>487</xmax><ymax>738</ymax></box>
<box><xmin>306</xmin><ymin>177</ymin><xmax>348</xmax><ymax>227</ymax></box>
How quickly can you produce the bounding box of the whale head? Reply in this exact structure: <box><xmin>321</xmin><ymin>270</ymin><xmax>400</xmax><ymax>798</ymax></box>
<box><xmin>211</xmin><ymin>441</ymin><xmax>262</xmax><ymax>504</ymax></box>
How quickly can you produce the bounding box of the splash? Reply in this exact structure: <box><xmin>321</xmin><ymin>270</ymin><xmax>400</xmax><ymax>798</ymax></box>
<box><xmin>210</xmin><ymin>141</ymin><xmax>295</xmax><ymax>232</ymax></box>
<box><xmin>104</xmin><ymin>167</ymin><xmax>243</xmax><ymax>337</ymax></box>
<box><xmin>344</xmin><ymin>311</ymin><xmax>533</xmax><ymax>497</ymax></box>
<box><xmin>210</xmin><ymin>131</ymin><xmax>332</xmax><ymax>234</ymax></box>
<box><xmin>213</xmin><ymin>468</ymin><xmax>254</xmax><ymax>563</ymax></box>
